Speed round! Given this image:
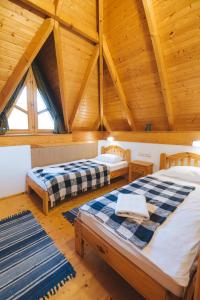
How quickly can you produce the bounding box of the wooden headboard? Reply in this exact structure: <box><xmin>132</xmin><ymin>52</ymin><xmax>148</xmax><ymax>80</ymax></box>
<box><xmin>101</xmin><ymin>145</ymin><xmax>131</xmax><ymax>162</ymax></box>
<box><xmin>160</xmin><ymin>152</ymin><xmax>200</xmax><ymax>169</ymax></box>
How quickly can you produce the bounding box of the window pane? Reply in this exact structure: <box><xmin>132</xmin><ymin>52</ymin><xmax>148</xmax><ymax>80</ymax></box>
<box><xmin>16</xmin><ymin>86</ymin><xmax>27</xmax><ymax>111</ymax></box>
<box><xmin>8</xmin><ymin>108</ymin><xmax>28</xmax><ymax>130</ymax></box>
<box><xmin>37</xmin><ymin>90</ymin><xmax>46</xmax><ymax>112</ymax></box>
<box><xmin>38</xmin><ymin>111</ymin><xmax>54</xmax><ymax>130</ymax></box>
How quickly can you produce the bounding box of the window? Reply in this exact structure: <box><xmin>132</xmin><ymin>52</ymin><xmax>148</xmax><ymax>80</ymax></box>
<box><xmin>36</xmin><ymin>90</ymin><xmax>54</xmax><ymax>130</ymax></box>
<box><xmin>7</xmin><ymin>68</ymin><xmax>54</xmax><ymax>133</ymax></box>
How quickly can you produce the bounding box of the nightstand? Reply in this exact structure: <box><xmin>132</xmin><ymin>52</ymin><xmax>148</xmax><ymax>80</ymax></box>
<box><xmin>129</xmin><ymin>160</ymin><xmax>153</xmax><ymax>182</ymax></box>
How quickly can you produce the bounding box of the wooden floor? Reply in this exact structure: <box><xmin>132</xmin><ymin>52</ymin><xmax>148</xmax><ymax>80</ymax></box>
<box><xmin>0</xmin><ymin>178</ymin><xmax>143</xmax><ymax>300</ymax></box>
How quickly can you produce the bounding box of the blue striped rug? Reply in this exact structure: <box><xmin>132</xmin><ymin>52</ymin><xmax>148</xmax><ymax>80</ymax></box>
<box><xmin>0</xmin><ymin>210</ymin><xmax>76</xmax><ymax>300</ymax></box>
<box><xmin>63</xmin><ymin>207</ymin><xmax>80</xmax><ymax>225</ymax></box>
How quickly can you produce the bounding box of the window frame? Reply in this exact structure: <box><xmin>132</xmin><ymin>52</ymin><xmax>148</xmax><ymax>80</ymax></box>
<box><xmin>7</xmin><ymin>67</ymin><xmax>54</xmax><ymax>134</ymax></box>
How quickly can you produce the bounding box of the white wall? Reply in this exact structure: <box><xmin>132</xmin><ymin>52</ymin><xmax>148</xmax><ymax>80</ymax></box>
<box><xmin>0</xmin><ymin>146</ymin><xmax>31</xmax><ymax>198</ymax></box>
<box><xmin>98</xmin><ymin>140</ymin><xmax>200</xmax><ymax>171</ymax></box>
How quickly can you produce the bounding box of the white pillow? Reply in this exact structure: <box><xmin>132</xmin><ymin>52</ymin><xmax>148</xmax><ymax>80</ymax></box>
<box><xmin>95</xmin><ymin>153</ymin><xmax>123</xmax><ymax>164</ymax></box>
<box><xmin>162</xmin><ymin>166</ymin><xmax>200</xmax><ymax>184</ymax></box>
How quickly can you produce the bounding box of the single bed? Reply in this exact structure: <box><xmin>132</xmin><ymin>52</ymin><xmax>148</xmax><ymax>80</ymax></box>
<box><xmin>26</xmin><ymin>145</ymin><xmax>130</xmax><ymax>215</ymax></box>
<box><xmin>75</xmin><ymin>152</ymin><xmax>200</xmax><ymax>300</ymax></box>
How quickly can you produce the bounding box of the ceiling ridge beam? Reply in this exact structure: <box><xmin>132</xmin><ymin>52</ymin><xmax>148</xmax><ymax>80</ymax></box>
<box><xmin>70</xmin><ymin>45</ymin><xmax>100</xmax><ymax>129</ymax></box>
<box><xmin>0</xmin><ymin>18</ymin><xmax>54</xmax><ymax>113</ymax></box>
<box><xmin>53</xmin><ymin>21</ymin><xmax>69</xmax><ymax>132</ymax></box>
<box><xmin>142</xmin><ymin>0</ymin><xmax>174</xmax><ymax>130</ymax></box>
<box><xmin>103</xmin><ymin>35</ymin><xmax>136</xmax><ymax>131</ymax></box>
<box><xmin>19</xmin><ymin>0</ymin><xmax>99</xmax><ymax>44</ymax></box>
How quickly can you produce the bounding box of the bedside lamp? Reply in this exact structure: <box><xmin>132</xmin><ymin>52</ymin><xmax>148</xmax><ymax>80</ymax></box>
<box><xmin>107</xmin><ymin>136</ymin><xmax>114</xmax><ymax>142</ymax></box>
<box><xmin>192</xmin><ymin>140</ymin><xmax>200</xmax><ymax>148</ymax></box>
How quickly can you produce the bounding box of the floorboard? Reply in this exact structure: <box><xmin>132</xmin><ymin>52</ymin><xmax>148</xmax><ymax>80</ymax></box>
<box><xmin>0</xmin><ymin>178</ymin><xmax>143</xmax><ymax>300</ymax></box>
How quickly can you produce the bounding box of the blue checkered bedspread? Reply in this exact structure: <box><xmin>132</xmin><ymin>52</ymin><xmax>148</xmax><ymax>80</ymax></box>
<box><xmin>80</xmin><ymin>176</ymin><xmax>195</xmax><ymax>249</ymax></box>
<box><xmin>32</xmin><ymin>160</ymin><xmax>110</xmax><ymax>207</ymax></box>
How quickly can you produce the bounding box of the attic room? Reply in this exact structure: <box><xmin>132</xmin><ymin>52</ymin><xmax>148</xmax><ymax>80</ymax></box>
<box><xmin>0</xmin><ymin>0</ymin><xmax>200</xmax><ymax>299</ymax></box>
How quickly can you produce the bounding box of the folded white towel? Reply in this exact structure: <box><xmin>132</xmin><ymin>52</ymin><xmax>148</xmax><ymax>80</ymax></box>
<box><xmin>43</xmin><ymin>167</ymin><xmax>64</xmax><ymax>174</ymax></box>
<box><xmin>115</xmin><ymin>193</ymin><xmax>149</xmax><ymax>221</ymax></box>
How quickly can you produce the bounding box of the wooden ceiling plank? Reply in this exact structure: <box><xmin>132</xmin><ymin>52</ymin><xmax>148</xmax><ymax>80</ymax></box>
<box><xmin>142</xmin><ymin>0</ymin><xmax>174</xmax><ymax>130</ymax></box>
<box><xmin>19</xmin><ymin>0</ymin><xmax>55</xmax><ymax>17</ymax></box>
<box><xmin>103</xmin><ymin>36</ymin><xmax>136</xmax><ymax>131</ymax></box>
<box><xmin>0</xmin><ymin>18</ymin><xmax>54</xmax><ymax>113</ymax></box>
<box><xmin>70</xmin><ymin>45</ymin><xmax>100</xmax><ymax>129</ymax></box>
<box><xmin>53</xmin><ymin>21</ymin><xmax>69</xmax><ymax>132</ymax></box>
<box><xmin>98</xmin><ymin>0</ymin><xmax>104</xmax><ymax>130</ymax></box>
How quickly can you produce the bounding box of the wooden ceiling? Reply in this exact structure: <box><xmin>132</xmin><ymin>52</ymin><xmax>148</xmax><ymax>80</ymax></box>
<box><xmin>0</xmin><ymin>0</ymin><xmax>200</xmax><ymax>132</ymax></box>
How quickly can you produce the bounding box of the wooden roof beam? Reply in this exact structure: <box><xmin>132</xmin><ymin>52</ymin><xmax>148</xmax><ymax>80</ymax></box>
<box><xmin>70</xmin><ymin>45</ymin><xmax>100</xmax><ymax>130</ymax></box>
<box><xmin>0</xmin><ymin>18</ymin><xmax>54</xmax><ymax>113</ymax></box>
<box><xmin>103</xmin><ymin>36</ymin><xmax>136</xmax><ymax>131</ymax></box>
<box><xmin>19</xmin><ymin>0</ymin><xmax>99</xmax><ymax>44</ymax></box>
<box><xmin>54</xmin><ymin>21</ymin><xmax>69</xmax><ymax>132</ymax></box>
<box><xmin>19</xmin><ymin>0</ymin><xmax>55</xmax><ymax>17</ymax></box>
<box><xmin>142</xmin><ymin>0</ymin><xmax>174</xmax><ymax>130</ymax></box>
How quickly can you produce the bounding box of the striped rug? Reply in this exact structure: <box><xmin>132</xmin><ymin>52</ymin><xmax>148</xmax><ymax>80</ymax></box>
<box><xmin>63</xmin><ymin>207</ymin><xmax>80</xmax><ymax>225</ymax></box>
<box><xmin>0</xmin><ymin>211</ymin><xmax>76</xmax><ymax>300</ymax></box>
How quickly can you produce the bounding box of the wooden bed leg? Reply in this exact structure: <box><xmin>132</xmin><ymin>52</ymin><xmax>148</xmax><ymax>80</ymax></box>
<box><xmin>194</xmin><ymin>255</ymin><xmax>200</xmax><ymax>300</ymax></box>
<box><xmin>75</xmin><ymin>219</ymin><xmax>84</xmax><ymax>257</ymax></box>
<box><xmin>26</xmin><ymin>177</ymin><xmax>31</xmax><ymax>194</ymax></box>
<box><xmin>43</xmin><ymin>192</ymin><xmax>49</xmax><ymax>216</ymax></box>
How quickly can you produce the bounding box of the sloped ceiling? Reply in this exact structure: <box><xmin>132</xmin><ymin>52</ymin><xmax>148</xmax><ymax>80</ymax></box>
<box><xmin>103</xmin><ymin>0</ymin><xmax>200</xmax><ymax>131</ymax></box>
<box><xmin>0</xmin><ymin>0</ymin><xmax>200</xmax><ymax>132</ymax></box>
<box><xmin>0</xmin><ymin>0</ymin><xmax>44</xmax><ymax>93</ymax></box>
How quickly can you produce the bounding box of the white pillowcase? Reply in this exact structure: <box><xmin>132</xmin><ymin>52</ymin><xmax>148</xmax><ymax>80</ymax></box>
<box><xmin>162</xmin><ymin>166</ymin><xmax>200</xmax><ymax>184</ymax></box>
<box><xmin>95</xmin><ymin>153</ymin><xmax>123</xmax><ymax>164</ymax></box>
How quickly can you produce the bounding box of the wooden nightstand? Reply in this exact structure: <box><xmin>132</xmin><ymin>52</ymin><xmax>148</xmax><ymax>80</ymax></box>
<box><xmin>129</xmin><ymin>160</ymin><xmax>153</xmax><ymax>182</ymax></box>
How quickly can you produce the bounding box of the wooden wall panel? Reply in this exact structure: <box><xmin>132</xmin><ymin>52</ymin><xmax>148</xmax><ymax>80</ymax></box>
<box><xmin>60</xmin><ymin>0</ymin><xmax>97</xmax><ymax>34</ymax></box>
<box><xmin>103</xmin><ymin>0</ymin><xmax>168</xmax><ymax>131</ymax></box>
<box><xmin>102</xmin><ymin>131</ymin><xmax>200</xmax><ymax>146</ymax></box>
<box><xmin>0</xmin><ymin>0</ymin><xmax>44</xmax><ymax>94</ymax></box>
<box><xmin>0</xmin><ymin>132</ymin><xmax>103</xmax><ymax>147</ymax></box>
<box><xmin>60</xmin><ymin>27</ymin><xmax>97</xmax><ymax>124</ymax></box>
<box><xmin>73</xmin><ymin>65</ymin><xmax>99</xmax><ymax>130</ymax></box>
<box><xmin>153</xmin><ymin>0</ymin><xmax>200</xmax><ymax>130</ymax></box>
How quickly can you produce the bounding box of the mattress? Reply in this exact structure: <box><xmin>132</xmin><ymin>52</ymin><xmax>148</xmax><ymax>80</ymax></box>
<box><xmin>27</xmin><ymin>159</ymin><xmax>128</xmax><ymax>191</ymax></box>
<box><xmin>79</xmin><ymin>171</ymin><xmax>200</xmax><ymax>297</ymax></box>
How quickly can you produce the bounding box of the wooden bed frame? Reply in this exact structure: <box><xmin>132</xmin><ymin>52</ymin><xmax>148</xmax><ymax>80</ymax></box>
<box><xmin>75</xmin><ymin>152</ymin><xmax>200</xmax><ymax>300</ymax></box>
<box><xmin>26</xmin><ymin>145</ymin><xmax>131</xmax><ymax>215</ymax></box>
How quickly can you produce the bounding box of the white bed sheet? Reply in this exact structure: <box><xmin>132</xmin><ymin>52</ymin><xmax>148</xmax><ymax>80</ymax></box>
<box><xmin>79</xmin><ymin>171</ymin><xmax>200</xmax><ymax>297</ymax></box>
<box><xmin>27</xmin><ymin>159</ymin><xmax>128</xmax><ymax>191</ymax></box>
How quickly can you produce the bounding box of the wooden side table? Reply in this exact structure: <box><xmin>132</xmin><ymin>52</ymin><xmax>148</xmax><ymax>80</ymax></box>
<box><xmin>129</xmin><ymin>160</ymin><xmax>153</xmax><ymax>182</ymax></box>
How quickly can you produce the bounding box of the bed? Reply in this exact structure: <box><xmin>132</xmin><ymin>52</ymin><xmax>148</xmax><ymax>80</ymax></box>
<box><xmin>26</xmin><ymin>145</ymin><xmax>130</xmax><ymax>215</ymax></box>
<box><xmin>75</xmin><ymin>152</ymin><xmax>200</xmax><ymax>300</ymax></box>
